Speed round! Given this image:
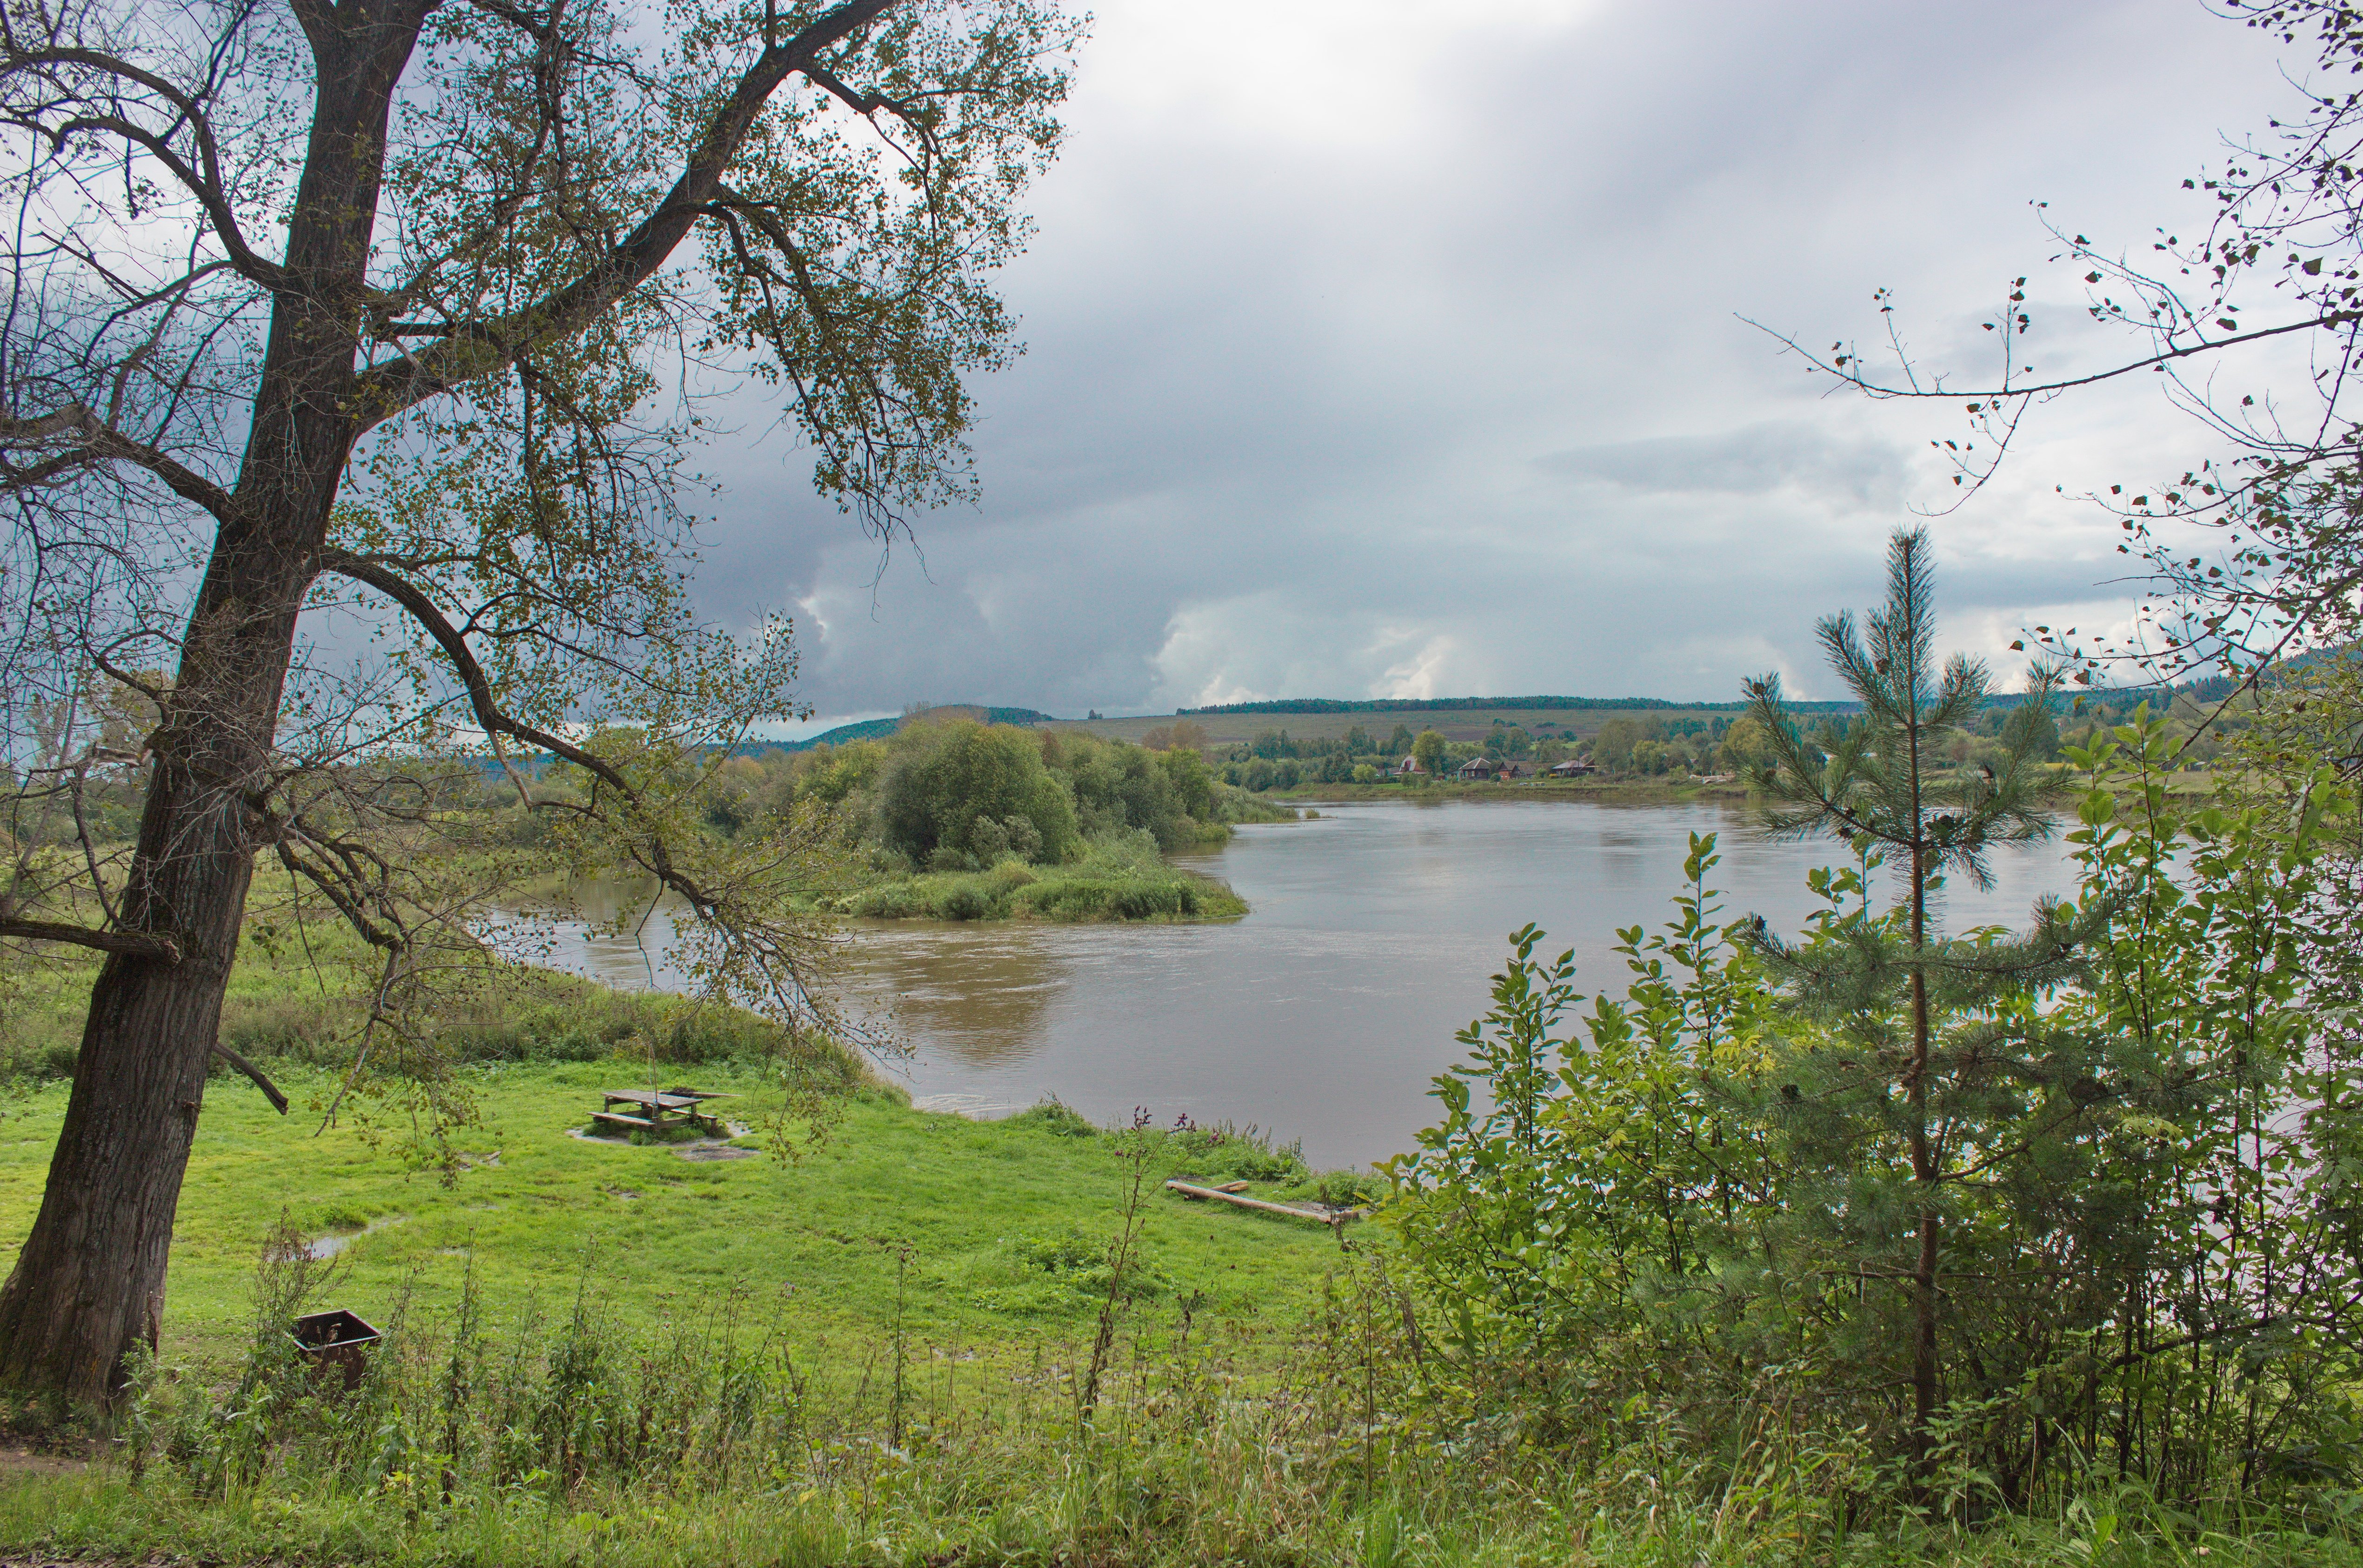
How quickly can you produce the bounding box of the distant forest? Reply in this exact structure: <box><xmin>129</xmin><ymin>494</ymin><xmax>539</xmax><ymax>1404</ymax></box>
<box><xmin>774</xmin><ymin>675</ymin><xmax>2263</xmax><ymax>754</ymax></box>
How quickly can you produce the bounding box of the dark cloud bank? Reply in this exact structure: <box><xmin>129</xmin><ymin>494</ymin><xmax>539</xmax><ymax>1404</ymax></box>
<box><xmin>686</xmin><ymin>0</ymin><xmax>2301</xmax><ymax>723</ymax></box>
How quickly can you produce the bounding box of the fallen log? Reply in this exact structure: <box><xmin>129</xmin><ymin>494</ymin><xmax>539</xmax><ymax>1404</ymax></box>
<box><xmin>1165</xmin><ymin>1179</ymin><xmax>1365</xmax><ymax>1226</ymax></box>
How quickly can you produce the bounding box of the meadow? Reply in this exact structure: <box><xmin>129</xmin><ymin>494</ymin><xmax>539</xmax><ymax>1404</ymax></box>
<box><xmin>0</xmin><ymin>1060</ymin><xmax>1355</xmax><ymax>1371</ymax></box>
<box><xmin>0</xmin><ymin>1048</ymin><xmax>2349</xmax><ymax>1568</ymax></box>
<box><xmin>0</xmin><ymin>940</ymin><xmax>2354</xmax><ymax>1566</ymax></box>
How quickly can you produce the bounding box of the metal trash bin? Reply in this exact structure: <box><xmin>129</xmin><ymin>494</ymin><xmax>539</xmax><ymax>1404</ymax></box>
<box><xmin>291</xmin><ymin>1308</ymin><xmax>380</xmax><ymax>1391</ymax></box>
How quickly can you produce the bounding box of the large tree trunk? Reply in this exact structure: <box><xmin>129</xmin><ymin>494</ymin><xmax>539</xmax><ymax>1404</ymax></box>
<box><xmin>0</xmin><ymin>495</ymin><xmax>335</xmax><ymax>1403</ymax></box>
<box><xmin>0</xmin><ymin>4</ymin><xmax>426</xmax><ymax>1404</ymax></box>
<box><xmin>0</xmin><ymin>766</ymin><xmax>265</xmax><ymax>1402</ymax></box>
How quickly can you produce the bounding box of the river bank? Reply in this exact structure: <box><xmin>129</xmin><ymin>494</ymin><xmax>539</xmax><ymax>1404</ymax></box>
<box><xmin>1269</xmin><ymin>761</ymin><xmax>2224</xmax><ymax>806</ymax></box>
<box><xmin>0</xmin><ymin>1050</ymin><xmax>2341</xmax><ymax>1568</ymax></box>
<box><xmin>814</xmin><ymin>827</ymin><xmax>1252</xmax><ymax>923</ymax></box>
<box><xmin>0</xmin><ymin>1058</ymin><xmax>1357</xmax><ymax>1369</ymax></box>
<box><xmin>0</xmin><ymin>802</ymin><xmax>2328</xmax><ymax>1568</ymax></box>
<box><xmin>1278</xmin><ymin>774</ymin><xmax>1753</xmax><ymax>804</ymax></box>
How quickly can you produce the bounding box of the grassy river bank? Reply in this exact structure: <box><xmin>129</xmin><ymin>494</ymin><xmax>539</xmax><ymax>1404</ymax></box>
<box><xmin>0</xmin><ymin>761</ymin><xmax>2336</xmax><ymax>1567</ymax></box>
<box><xmin>0</xmin><ymin>1042</ymin><xmax>2345</xmax><ymax>1567</ymax></box>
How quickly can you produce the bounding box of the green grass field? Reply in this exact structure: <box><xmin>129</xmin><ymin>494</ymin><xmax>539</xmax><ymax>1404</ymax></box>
<box><xmin>0</xmin><ymin>1060</ymin><xmax>1354</xmax><ymax>1375</ymax></box>
<box><xmin>0</xmin><ymin>997</ymin><xmax>2350</xmax><ymax>1566</ymax></box>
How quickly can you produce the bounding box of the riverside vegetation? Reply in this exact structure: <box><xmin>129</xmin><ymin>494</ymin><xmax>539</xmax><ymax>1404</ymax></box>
<box><xmin>1</xmin><ymin>533</ymin><xmax>2362</xmax><ymax>1567</ymax></box>
<box><xmin>429</xmin><ymin>716</ymin><xmax>1275</xmax><ymax>927</ymax></box>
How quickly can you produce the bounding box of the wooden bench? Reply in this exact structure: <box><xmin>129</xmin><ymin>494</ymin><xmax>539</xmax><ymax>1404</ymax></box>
<box><xmin>592</xmin><ymin>1111</ymin><xmax>654</xmax><ymax>1131</ymax></box>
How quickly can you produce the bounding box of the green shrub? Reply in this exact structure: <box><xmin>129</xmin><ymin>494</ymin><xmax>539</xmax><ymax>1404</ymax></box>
<box><xmin>934</xmin><ymin>883</ymin><xmax>1004</xmax><ymax>921</ymax></box>
<box><xmin>877</xmin><ymin>721</ymin><xmax>1079</xmax><ymax>866</ymax></box>
<box><xmin>1005</xmin><ymin>1098</ymin><xmax>1097</xmax><ymax>1138</ymax></box>
<box><xmin>1176</xmin><ymin>1128</ymin><xmax>1303</xmax><ymax>1183</ymax></box>
<box><xmin>842</xmin><ymin>883</ymin><xmax>933</xmax><ymax>918</ymax></box>
<box><xmin>1011</xmin><ymin>873</ymin><xmax>1205</xmax><ymax>922</ymax></box>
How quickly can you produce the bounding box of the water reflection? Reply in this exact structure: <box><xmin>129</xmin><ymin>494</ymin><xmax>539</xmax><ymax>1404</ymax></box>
<box><xmin>525</xmin><ymin>799</ymin><xmax>2077</xmax><ymax>1169</ymax></box>
<box><xmin>839</xmin><ymin>926</ymin><xmax>1063</xmax><ymax>1068</ymax></box>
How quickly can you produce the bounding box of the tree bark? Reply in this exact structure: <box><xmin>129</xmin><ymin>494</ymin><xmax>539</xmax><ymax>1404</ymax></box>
<box><xmin>0</xmin><ymin>2</ymin><xmax>429</xmax><ymax>1404</ymax></box>
<box><xmin>0</xmin><ymin>0</ymin><xmax>906</xmax><ymax>1405</ymax></box>
<box><xmin>1909</xmin><ymin>808</ymin><xmax>1939</xmax><ymax>1477</ymax></box>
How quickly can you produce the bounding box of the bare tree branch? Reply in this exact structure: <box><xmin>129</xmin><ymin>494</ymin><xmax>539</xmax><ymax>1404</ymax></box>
<box><xmin>0</xmin><ymin>404</ymin><xmax>238</xmax><ymax>522</ymax></box>
<box><xmin>0</xmin><ymin>917</ymin><xmax>180</xmax><ymax>963</ymax></box>
<box><xmin>1</xmin><ymin>48</ymin><xmax>298</xmax><ymax>294</ymax></box>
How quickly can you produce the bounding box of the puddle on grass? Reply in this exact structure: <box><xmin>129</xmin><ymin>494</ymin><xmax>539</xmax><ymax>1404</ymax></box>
<box><xmin>307</xmin><ymin>1214</ymin><xmax>405</xmax><ymax>1260</ymax></box>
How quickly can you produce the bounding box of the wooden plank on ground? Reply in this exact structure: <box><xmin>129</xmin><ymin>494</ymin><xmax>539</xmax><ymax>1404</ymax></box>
<box><xmin>1164</xmin><ymin>1179</ymin><xmax>1364</xmax><ymax>1226</ymax></box>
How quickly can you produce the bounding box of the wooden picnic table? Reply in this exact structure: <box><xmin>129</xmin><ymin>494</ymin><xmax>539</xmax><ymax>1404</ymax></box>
<box><xmin>595</xmin><ymin>1088</ymin><xmax>737</xmax><ymax>1136</ymax></box>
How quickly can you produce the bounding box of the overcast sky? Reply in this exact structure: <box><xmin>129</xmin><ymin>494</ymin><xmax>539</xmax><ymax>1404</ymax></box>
<box><xmin>686</xmin><ymin>0</ymin><xmax>2309</xmax><ymax>729</ymax></box>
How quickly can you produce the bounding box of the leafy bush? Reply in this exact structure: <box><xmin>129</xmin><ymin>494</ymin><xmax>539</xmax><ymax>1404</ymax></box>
<box><xmin>877</xmin><ymin>721</ymin><xmax>1078</xmax><ymax>866</ymax></box>
<box><xmin>1005</xmin><ymin>1097</ymin><xmax>1098</xmax><ymax>1137</ymax></box>
<box><xmin>842</xmin><ymin>831</ymin><xmax>1242</xmax><ymax>925</ymax></box>
<box><xmin>1169</xmin><ymin>1124</ymin><xmax>1304</xmax><ymax>1183</ymax></box>
<box><xmin>1390</xmin><ymin>747</ymin><xmax>2355</xmax><ymax>1507</ymax></box>
<box><xmin>1015</xmin><ymin>877</ymin><xmax>1200</xmax><ymax>921</ymax></box>
<box><xmin>935</xmin><ymin>883</ymin><xmax>1002</xmax><ymax>921</ymax></box>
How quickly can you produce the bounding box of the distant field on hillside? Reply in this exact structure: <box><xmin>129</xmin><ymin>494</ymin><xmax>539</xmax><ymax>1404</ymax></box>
<box><xmin>1047</xmin><ymin>704</ymin><xmax>1752</xmax><ymax>747</ymax></box>
<box><xmin>775</xmin><ymin>696</ymin><xmax>1872</xmax><ymax>752</ymax></box>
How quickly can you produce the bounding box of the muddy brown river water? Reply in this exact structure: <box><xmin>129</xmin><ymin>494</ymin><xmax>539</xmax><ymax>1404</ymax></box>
<box><xmin>532</xmin><ymin>798</ymin><xmax>2077</xmax><ymax>1169</ymax></box>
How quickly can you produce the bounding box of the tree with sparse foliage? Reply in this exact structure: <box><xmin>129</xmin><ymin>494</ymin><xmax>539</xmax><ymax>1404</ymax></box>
<box><xmin>1591</xmin><ymin>716</ymin><xmax>1643</xmax><ymax>774</ymax></box>
<box><xmin>0</xmin><ymin>0</ymin><xmax>1079</xmax><ymax>1403</ymax></box>
<box><xmin>1774</xmin><ymin>2</ymin><xmax>2363</xmax><ymax>715</ymax></box>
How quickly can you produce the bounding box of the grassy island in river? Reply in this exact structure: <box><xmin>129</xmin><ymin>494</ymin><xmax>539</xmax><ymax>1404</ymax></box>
<box><xmin>682</xmin><ymin>716</ymin><xmax>1289</xmax><ymax>923</ymax></box>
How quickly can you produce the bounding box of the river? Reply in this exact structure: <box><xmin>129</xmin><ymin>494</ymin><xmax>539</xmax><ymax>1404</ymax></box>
<box><xmin>535</xmin><ymin>799</ymin><xmax>2078</xmax><ymax>1169</ymax></box>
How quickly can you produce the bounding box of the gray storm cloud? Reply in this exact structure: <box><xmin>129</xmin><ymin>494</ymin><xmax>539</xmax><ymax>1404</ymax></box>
<box><xmin>1537</xmin><ymin>424</ymin><xmax>1908</xmax><ymax>509</ymax></box>
<box><xmin>687</xmin><ymin>0</ymin><xmax>2301</xmax><ymax>718</ymax></box>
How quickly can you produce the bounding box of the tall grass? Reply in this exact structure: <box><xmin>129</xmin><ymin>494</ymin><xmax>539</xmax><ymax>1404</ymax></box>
<box><xmin>5</xmin><ymin>1221</ymin><xmax>2356</xmax><ymax>1568</ymax></box>
<box><xmin>0</xmin><ymin>962</ymin><xmax>854</xmax><ymax>1084</ymax></box>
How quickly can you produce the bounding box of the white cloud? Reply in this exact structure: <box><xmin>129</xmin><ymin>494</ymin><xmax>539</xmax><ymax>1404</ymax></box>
<box><xmin>686</xmin><ymin>0</ymin><xmax>2309</xmax><ymax>713</ymax></box>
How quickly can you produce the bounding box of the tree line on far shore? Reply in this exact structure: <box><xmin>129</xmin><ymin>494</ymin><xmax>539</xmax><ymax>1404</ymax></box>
<box><xmin>1170</xmin><ymin>690</ymin><xmax>2252</xmax><ymax>791</ymax></box>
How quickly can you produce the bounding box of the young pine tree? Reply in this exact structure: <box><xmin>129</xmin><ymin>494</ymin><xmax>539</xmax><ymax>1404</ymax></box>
<box><xmin>1738</xmin><ymin>526</ymin><xmax>2087</xmax><ymax>1471</ymax></box>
